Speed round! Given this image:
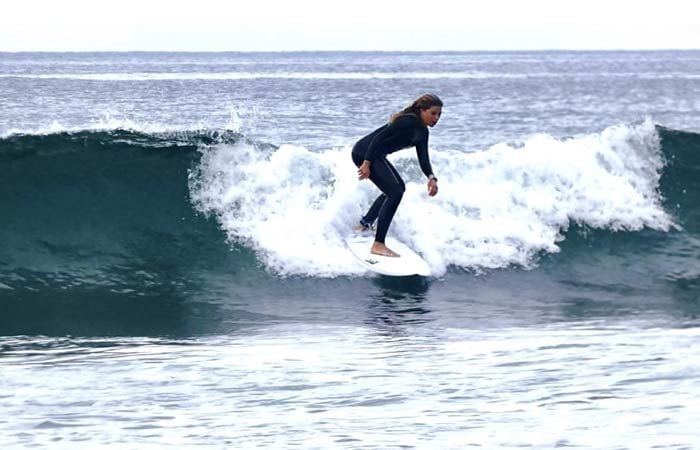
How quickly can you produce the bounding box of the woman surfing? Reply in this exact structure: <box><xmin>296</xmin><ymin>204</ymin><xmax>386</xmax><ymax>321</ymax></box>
<box><xmin>352</xmin><ymin>93</ymin><xmax>442</xmax><ymax>257</ymax></box>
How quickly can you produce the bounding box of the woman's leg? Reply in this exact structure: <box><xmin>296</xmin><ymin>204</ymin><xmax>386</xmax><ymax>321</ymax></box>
<box><xmin>368</xmin><ymin>157</ymin><xmax>405</xmax><ymax>244</ymax></box>
<box><xmin>353</xmin><ymin>150</ymin><xmax>383</xmax><ymax>230</ymax></box>
<box><xmin>361</xmin><ymin>194</ymin><xmax>386</xmax><ymax>228</ymax></box>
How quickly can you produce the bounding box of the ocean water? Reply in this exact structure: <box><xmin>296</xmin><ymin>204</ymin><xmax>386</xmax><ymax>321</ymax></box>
<box><xmin>1</xmin><ymin>51</ymin><xmax>699</xmax><ymax>449</ymax></box>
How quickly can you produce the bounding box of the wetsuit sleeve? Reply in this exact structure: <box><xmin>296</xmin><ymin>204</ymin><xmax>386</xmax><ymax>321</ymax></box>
<box><xmin>363</xmin><ymin>116</ymin><xmax>414</xmax><ymax>162</ymax></box>
<box><xmin>416</xmin><ymin>129</ymin><xmax>434</xmax><ymax>178</ymax></box>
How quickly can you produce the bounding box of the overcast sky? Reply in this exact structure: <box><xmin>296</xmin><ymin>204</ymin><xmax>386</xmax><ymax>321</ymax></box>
<box><xmin>2</xmin><ymin>0</ymin><xmax>699</xmax><ymax>52</ymax></box>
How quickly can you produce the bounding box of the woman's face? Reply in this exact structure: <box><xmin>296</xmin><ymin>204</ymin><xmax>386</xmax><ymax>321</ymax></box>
<box><xmin>420</xmin><ymin>106</ymin><xmax>442</xmax><ymax>127</ymax></box>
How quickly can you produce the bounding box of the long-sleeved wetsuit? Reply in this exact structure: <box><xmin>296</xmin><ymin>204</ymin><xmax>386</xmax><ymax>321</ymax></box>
<box><xmin>351</xmin><ymin>113</ymin><xmax>436</xmax><ymax>244</ymax></box>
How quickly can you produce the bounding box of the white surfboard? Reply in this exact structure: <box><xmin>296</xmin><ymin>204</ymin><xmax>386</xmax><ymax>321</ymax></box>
<box><xmin>346</xmin><ymin>235</ymin><xmax>431</xmax><ymax>277</ymax></box>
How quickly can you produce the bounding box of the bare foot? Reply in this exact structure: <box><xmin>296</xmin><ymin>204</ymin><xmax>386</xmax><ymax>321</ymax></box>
<box><xmin>371</xmin><ymin>242</ymin><xmax>400</xmax><ymax>257</ymax></box>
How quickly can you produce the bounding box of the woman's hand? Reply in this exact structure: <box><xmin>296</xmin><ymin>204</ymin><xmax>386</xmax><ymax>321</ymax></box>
<box><xmin>358</xmin><ymin>160</ymin><xmax>371</xmax><ymax>180</ymax></box>
<box><xmin>427</xmin><ymin>178</ymin><xmax>438</xmax><ymax>197</ymax></box>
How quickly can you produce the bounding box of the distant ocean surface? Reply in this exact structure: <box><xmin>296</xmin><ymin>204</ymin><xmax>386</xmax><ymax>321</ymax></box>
<box><xmin>1</xmin><ymin>51</ymin><xmax>699</xmax><ymax>449</ymax></box>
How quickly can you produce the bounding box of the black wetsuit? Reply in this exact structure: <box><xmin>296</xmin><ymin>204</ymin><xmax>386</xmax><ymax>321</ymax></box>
<box><xmin>351</xmin><ymin>114</ymin><xmax>435</xmax><ymax>244</ymax></box>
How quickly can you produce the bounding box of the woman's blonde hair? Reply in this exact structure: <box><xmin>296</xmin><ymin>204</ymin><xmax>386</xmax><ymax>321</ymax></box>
<box><xmin>390</xmin><ymin>93</ymin><xmax>443</xmax><ymax>124</ymax></box>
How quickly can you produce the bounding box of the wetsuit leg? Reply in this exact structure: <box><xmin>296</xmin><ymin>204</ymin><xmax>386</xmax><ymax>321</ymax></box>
<box><xmin>367</xmin><ymin>157</ymin><xmax>405</xmax><ymax>243</ymax></box>
<box><xmin>362</xmin><ymin>194</ymin><xmax>386</xmax><ymax>226</ymax></box>
<box><xmin>352</xmin><ymin>150</ymin><xmax>384</xmax><ymax>228</ymax></box>
<box><xmin>351</xmin><ymin>150</ymin><xmax>405</xmax><ymax>242</ymax></box>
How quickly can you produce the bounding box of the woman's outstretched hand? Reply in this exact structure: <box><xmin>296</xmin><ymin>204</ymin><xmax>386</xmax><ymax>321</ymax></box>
<box><xmin>358</xmin><ymin>160</ymin><xmax>371</xmax><ymax>180</ymax></box>
<box><xmin>427</xmin><ymin>179</ymin><xmax>438</xmax><ymax>196</ymax></box>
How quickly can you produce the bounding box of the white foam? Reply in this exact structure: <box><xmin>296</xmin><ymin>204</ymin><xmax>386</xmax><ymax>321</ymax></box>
<box><xmin>189</xmin><ymin>120</ymin><xmax>673</xmax><ymax>277</ymax></box>
<box><xmin>190</xmin><ymin>141</ymin><xmax>366</xmax><ymax>277</ymax></box>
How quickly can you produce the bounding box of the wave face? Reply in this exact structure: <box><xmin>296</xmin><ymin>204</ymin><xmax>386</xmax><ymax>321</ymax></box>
<box><xmin>0</xmin><ymin>130</ymin><xmax>260</xmax><ymax>299</ymax></box>
<box><xmin>1</xmin><ymin>121</ymin><xmax>696</xmax><ymax>284</ymax></box>
<box><xmin>658</xmin><ymin>126</ymin><xmax>700</xmax><ymax>232</ymax></box>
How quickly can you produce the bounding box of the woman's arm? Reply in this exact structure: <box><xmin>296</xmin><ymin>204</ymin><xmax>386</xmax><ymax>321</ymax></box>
<box><xmin>416</xmin><ymin>130</ymin><xmax>438</xmax><ymax>196</ymax></box>
<box><xmin>415</xmin><ymin>130</ymin><xmax>435</xmax><ymax>179</ymax></box>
